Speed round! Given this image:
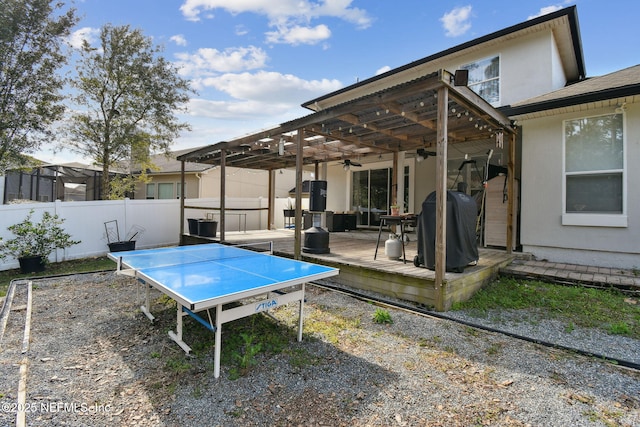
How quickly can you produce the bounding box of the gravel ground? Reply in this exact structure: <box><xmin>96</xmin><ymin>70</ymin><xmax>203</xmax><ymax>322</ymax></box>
<box><xmin>0</xmin><ymin>271</ymin><xmax>638</xmax><ymax>426</ymax></box>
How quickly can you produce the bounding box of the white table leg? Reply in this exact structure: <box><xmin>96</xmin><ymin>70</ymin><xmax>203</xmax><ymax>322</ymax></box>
<box><xmin>214</xmin><ymin>304</ymin><xmax>223</xmax><ymax>378</ymax></box>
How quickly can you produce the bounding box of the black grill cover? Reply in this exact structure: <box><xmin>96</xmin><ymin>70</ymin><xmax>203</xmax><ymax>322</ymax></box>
<box><xmin>415</xmin><ymin>191</ymin><xmax>478</xmax><ymax>272</ymax></box>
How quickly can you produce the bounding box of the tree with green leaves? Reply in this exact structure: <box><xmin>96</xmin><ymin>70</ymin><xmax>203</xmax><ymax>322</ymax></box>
<box><xmin>65</xmin><ymin>24</ymin><xmax>194</xmax><ymax>199</ymax></box>
<box><xmin>0</xmin><ymin>0</ymin><xmax>77</xmax><ymax>172</ymax></box>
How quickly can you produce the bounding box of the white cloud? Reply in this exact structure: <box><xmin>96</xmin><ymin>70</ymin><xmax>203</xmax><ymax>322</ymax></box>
<box><xmin>528</xmin><ymin>5</ymin><xmax>564</xmax><ymax>20</ymax></box>
<box><xmin>67</xmin><ymin>27</ymin><xmax>101</xmax><ymax>49</ymax></box>
<box><xmin>187</xmin><ymin>98</ymin><xmax>295</xmax><ymax>120</ymax></box>
<box><xmin>179</xmin><ymin>0</ymin><xmax>371</xmax><ymax>45</ymax></box>
<box><xmin>235</xmin><ymin>25</ymin><xmax>249</xmax><ymax>36</ymax></box>
<box><xmin>265</xmin><ymin>24</ymin><xmax>331</xmax><ymax>45</ymax></box>
<box><xmin>440</xmin><ymin>5</ymin><xmax>472</xmax><ymax>37</ymax></box>
<box><xmin>170</xmin><ymin>34</ymin><xmax>188</xmax><ymax>46</ymax></box>
<box><xmin>375</xmin><ymin>65</ymin><xmax>391</xmax><ymax>76</ymax></box>
<box><xmin>175</xmin><ymin>45</ymin><xmax>268</xmax><ymax>76</ymax></box>
<box><xmin>198</xmin><ymin>71</ymin><xmax>343</xmax><ymax>103</ymax></box>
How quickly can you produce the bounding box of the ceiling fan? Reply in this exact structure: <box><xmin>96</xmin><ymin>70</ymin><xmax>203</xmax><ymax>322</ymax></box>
<box><xmin>338</xmin><ymin>159</ymin><xmax>362</xmax><ymax>170</ymax></box>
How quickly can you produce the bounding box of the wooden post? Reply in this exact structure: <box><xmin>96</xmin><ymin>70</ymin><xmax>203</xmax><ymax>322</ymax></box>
<box><xmin>294</xmin><ymin>129</ymin><xmax>304</xmax><ymax>259</ymax></box>
<box><xmin>179</xmin><ymin>160</ymin><xmax>185</xmax><ymax>241</ymax></box>
<box><xmin>220</xmin><ymin>146</ymin><xmax>226</xmax><ymax>242</ymax></box>
<box><xmin>506</xmin><ymin>132</ymin><xmax>516</xmax><ymax>253</ymax></box>
<box><xmin>434</xmin><ymin>86</ymin><xmax>448</xmax><ymax>311</ymax></box>
<box><xmin>268</xmin><ymin>170</ymin><xmax>275</xmax><ymax>230</ymax></box>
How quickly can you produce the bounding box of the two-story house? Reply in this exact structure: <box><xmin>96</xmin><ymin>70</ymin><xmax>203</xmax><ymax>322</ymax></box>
<box><xmin>180</xmin><ymin>5</ymin><xmax>639</xmax><ymax>270</ymax></box>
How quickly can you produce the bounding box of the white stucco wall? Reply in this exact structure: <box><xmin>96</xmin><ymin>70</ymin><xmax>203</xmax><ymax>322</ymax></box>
<box><xmin>325</xmin><ymin>164</ymin><xmax>349</xmax><ymax>212</ymax></box>
<box><xmin>413</xmin><ymin>156</ymin><xmax>438</xmax><ymax>210</ymax></box>
<box><xmin>198</xmin><ymin>167</ymin><xmax>312</xmax><ymax>198</ymax></box>
<box><xmin>447</xmin><ymin>31</ymin><xmax>562</xmax><ymax>106</ymax></box>
<box><xmin>314</xmin><ymin>29</ymin><xmax>567</xmax><ymax>110</ymax></box>
<box><xmin>520</xmin><ymin>103</ymin><xmax>640</xmax><ymax>269</ymax></box>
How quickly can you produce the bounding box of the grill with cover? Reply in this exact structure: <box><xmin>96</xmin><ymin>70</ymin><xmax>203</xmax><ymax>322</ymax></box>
<box><xmin>414</xmin><ymin>190</ymin><xmax>479</xmax><ymax>273</ymax></box>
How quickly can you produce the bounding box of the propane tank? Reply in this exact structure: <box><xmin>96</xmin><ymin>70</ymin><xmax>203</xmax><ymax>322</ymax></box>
<box><xmin>384</xmin><ymin>234</ymin><xmax>402</xmax><ymax>260</ymax></box>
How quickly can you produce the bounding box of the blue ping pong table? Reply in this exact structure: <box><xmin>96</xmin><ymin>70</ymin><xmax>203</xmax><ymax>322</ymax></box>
<box><xmin>109</xmin><ymin>243</ymin><xmax>338</xmax><ymax>378</ymax></box>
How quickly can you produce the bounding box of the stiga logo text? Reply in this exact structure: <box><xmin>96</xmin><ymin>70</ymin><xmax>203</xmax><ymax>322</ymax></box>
<box><xmin>255</xmin><ymin>299</ymin><xmax>278</xmax><ymax>312</ymax></box>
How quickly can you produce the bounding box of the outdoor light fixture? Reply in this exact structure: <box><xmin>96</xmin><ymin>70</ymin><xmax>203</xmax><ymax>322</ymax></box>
<box><xmin>278</xmin><ymin>138</ymin><xmax>285</xmax><ymax>156</ymax></box>
<box><xmin>453</xmin><ymin>69</ymin><xmax>469</xmax><ymax>86</ymax></box>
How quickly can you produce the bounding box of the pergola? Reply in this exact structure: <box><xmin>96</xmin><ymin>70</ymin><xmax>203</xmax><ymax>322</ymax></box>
<box><xmin>177</xmin><ymin>69</ymin><xmax>517</xmax><ymax>300</ymax></box>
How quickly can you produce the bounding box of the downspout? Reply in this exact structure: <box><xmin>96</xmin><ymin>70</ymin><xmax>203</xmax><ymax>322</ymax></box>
<box><xmin>195</xmin><ymin>172</ymin><xmax>202</xmax><ymax>198</ymax></box>
<box><xmin>506</xmin><ymin>132</ymin><xmax>516</xmax><ymax>253</ymax></box>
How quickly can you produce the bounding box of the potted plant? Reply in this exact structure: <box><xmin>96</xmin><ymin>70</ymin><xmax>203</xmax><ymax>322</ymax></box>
<box><xmin>0</xmin><ymin>210</ymin><xmax>81</xmax><ymax>273</ymax></box>
<box><xmin>390</xmin><ymin>203</ymin><xmax>400</xmax><ymax>216</ymax></box>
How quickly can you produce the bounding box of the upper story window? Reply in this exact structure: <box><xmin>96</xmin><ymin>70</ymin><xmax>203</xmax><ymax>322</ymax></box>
<box><xmin>461</xmin><ymin>55</ymin><xmax>500</xmax><ymax>105</ymax></box>
<box><xmin>563</xmin><ymin>112</ymin><xmax>626</xmax><ymax>227</ymax></box>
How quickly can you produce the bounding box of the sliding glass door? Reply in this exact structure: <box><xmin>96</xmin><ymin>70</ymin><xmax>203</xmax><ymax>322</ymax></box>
<box><xmin>351</xmin><ymin>168</ymin><xmax>392</xmax><ymax>227</ymax></box>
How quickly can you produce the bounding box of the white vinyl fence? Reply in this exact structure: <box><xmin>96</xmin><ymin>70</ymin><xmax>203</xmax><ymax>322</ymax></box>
<box><xmin>0</xmin><ymin>197</ymin><xmax>284</xmax><ymax>271</ymax></box>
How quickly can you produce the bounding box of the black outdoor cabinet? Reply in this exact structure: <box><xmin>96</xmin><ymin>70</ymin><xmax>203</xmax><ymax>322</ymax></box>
<box><xmin>415</xmin><ymin>190</ymin><xmax>478</xmax><ymax>272</ymax></box>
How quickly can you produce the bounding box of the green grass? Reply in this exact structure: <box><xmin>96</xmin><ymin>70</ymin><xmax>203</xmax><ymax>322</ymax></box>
<box><xmin>0</xmin><ymin>256</ymin><xmax>115</xmax><ymax>297</ymax></box>
<box><xmin>452</xmin><ymin>276</ymin><xmax>640</xmax><ymax>339</ymax></box>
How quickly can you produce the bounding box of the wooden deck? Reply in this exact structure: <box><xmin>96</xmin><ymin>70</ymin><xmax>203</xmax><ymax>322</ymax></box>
<box><xmin>182</xmin><ymin>228</ymin><xmax>515</xmax><ymax>311</ymax></box>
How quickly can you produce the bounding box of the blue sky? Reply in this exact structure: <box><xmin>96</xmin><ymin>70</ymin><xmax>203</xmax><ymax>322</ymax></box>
<box><xmin>43</xmin><ymin>0</ymin><xmax>638</xmax><ymax>163</ymax></box>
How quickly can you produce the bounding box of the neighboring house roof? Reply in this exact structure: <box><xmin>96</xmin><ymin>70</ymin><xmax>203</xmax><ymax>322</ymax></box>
<box><xmin>146</xmin><ymin>147</ymin><xmax>216</xmax><ymax>175</ymax></box>
<box><xmin>502</xmin><ymin>64</ymin><xmax>640</xmax><ymax>119</ymax></box>
<box><xmin>303</xmin><ymin>6</ymin><xmax>585</xmax><ymax>111</ymax></box>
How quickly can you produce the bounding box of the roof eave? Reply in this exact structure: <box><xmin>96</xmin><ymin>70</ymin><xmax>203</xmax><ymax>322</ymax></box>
<box><xmin>500</xmin><ymin>83</ymin><xmax>640</xmax><ymax>118</ymax></box>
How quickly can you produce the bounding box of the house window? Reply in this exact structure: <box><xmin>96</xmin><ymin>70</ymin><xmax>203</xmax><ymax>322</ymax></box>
<box><xmin>146</xmin><ymin>183</ymin><xmax>156</xmax><ymax>199</ymax></box>
<box><xmin>461</xmin><ymin>55</ymin><xmax>500</xmax><ymax>105</ymax></box>
<box><xmin>158</xmin><ymin>183</ymin><xmax>174</xmax><ymax>199</ymax></box>
<box><xmin>176</xmin><ymin>182</ymin><xmax>183</xmax><ymax>199</ymax></box>
<box><xmin>563</xmin><ymin>112</ymin><xmax>626</xmax><ymax>227</ymax></box>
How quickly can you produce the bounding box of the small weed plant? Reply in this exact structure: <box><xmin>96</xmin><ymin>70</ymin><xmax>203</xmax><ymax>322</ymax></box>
<box><xmin>373</xmin><ymin>307</ymin><xmax>393</xmax><ymax>324</ymax></box>
<box><xmin>232</xmin><ymin>332</ymin><xmax>262</xmax><ymax>372</ymax></box>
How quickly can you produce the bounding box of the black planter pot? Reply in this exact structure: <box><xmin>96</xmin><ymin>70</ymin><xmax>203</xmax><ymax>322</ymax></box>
<box><xmin>187</xmin><ymin>218</ymin><xmax>199</xmax><ymax>235</ymax></box>
<box><xmin>197</xmin><ymin>220</ymin><xmax>217</xmax><ymax>238</ymax></box>
<box><xmin>18</xmin><ymin>255</ymin><xmax>46</xmax><ymax>274</ymax></box>
<box><xmin>108</xmin><ymin>241</ymin><xmax>136</xmax><ymax>252</ymax></box>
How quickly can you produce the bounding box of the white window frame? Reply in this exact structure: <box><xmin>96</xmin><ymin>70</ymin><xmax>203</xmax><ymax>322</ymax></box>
<box><xmin>561</xmin><ymin>112</ymin><xmax>627</xmax><ymax>227</ymax></box>
<box><xmin>460</xmin><ymin>55</ymin><xmax>501</xmax><ymax>106</ymax></box>
<box><xmin>157</xmin><ymin>182</ymin><xmax>175</xmax><ymax>200</ymax></box>
<box><xmin>146</xmin><ymin>183</ymin><xmax>156</xmax><ymax>200</ymax></box>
